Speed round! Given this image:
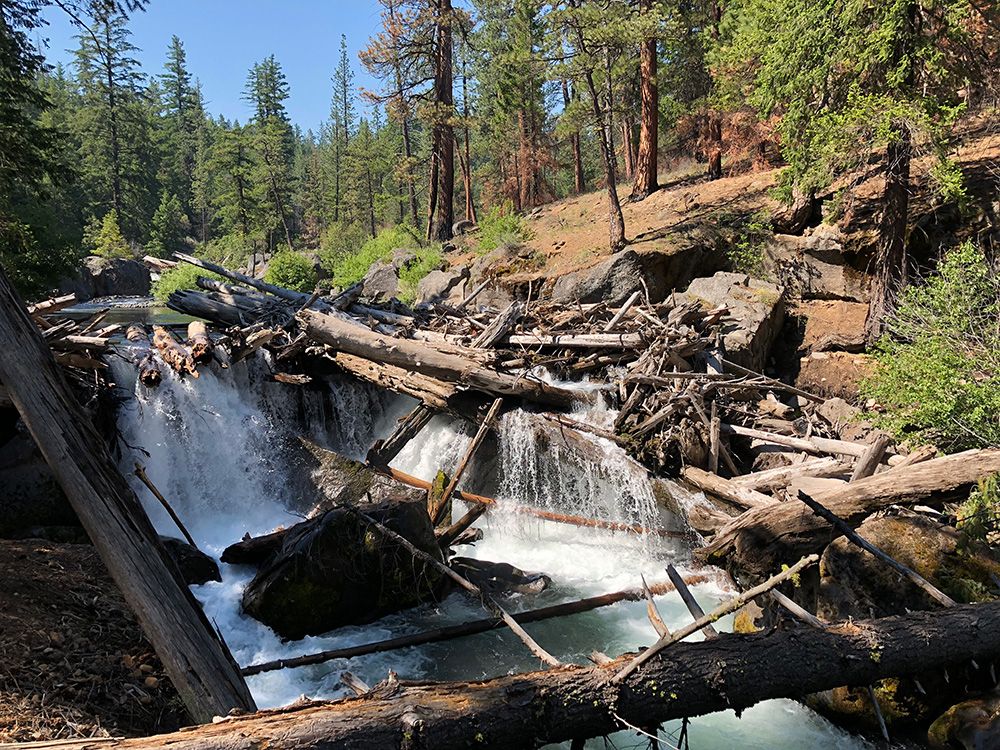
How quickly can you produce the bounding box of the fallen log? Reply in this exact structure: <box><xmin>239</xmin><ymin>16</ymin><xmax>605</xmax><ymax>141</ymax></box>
<box><xmin>175</xmin><ymin>251</ymin><xmax>327</xmax><ymax>310</ymax></box>
<box><xmin>19</xmin><ymin>602</ymin><xmax>1000</xmax><ymax>750</ymax></box>
<box><xmin>434</xmin><ymin>397</ymin><xmax>503</xmax><ymax>524</ymax></box>
<box><xmin>152</xmin><ymin>325</ymin><xmax>198</xmax><ymax>378</ymax></box>
<box><xmin>26</xmin><ymin>292</ymin><xmax>76</xmax><ymax>317</ymax></box>
<box><xmin>681</xmin><ymin>467</ymin><xmax>776</xmax><ymax>510</ymax></box>
<box><xmin>472</xmin><ymin>301</ymin><xmax>523</xmax><ymax>348</ymax></box>
<box><xmin>731</xmin><ymin>457</ymin><xmax>851</xmax><ymax>491</ymax></box>
<box><xmin>242</xmin><ymin>574</ymin><xmax>710</xmax><ymax>676</ymax></box>
<box><xmin>505</xmin><ymin>332</ymin><xmax>645</xmax><ymax>349</ymax></box>
<box><xmin>299</xmin><ymin>308</ymin><xmax>584</xmax><ymax>409</ymax></box>
<box><xmin>187</xmin><ymin>321</ymin><xmax>214</xmax><ymax>364</ymax></box>
<box><xmin>368</xmin><ymin>403</ymin><xmax>436</xmax><ymax>465</ymax></box>
<box><xmin>0</xmin><ymin>265</ymin><xmax>255</xmax><ymax>723</ymax></box>
<box><xmin>724</xmin><ymin>423</ymin><xmax>905</xmax><ymax>465</ymax></box>
<box><xmin>699</xmin><ymin>448</ymin><xmax>1000</xmax><ymax>578</ymax></box>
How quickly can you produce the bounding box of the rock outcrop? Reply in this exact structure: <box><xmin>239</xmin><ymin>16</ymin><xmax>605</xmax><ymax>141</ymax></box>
<box><xmin>416</xmin><ymin>267</ymin><xmax>469</xmax><ymax>305</ymax></box>
<box><xmin>764</xmin><ymin>225</ymin><xmax>868</xmax><ymax>301</ymax></box>
<box><xmin>60</xmin><ymin>256</ymin><xmax>151</xmax><ymax>301</ymax></box>
<box><xmin>682</xmin><ymin>272</ymin><xmax>785</xmax><ymax>371</ymax></box>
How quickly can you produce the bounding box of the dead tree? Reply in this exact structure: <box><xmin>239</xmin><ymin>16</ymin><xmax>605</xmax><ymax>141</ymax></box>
<box><xmin>0</xmin><ymin>266</ymin><xmax>255</xmax><ymax>723</ymax></box>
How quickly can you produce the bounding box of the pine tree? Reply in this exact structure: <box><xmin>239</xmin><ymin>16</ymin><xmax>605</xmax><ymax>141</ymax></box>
<box><xmin>93</xmin><ymin>208</ymin><xmax>130</xmax><ymax>258</ymax></box>
<box><xmin>73</xmin><ymin>3</ymin><xmax>154</xmax><ymax>238</ymax></box>
<box><xmin>147</xmin><ymin>191</ymin><xmax>189</xmax><ymax>257</ymax></box>
<box><xmin>159</xmin><ymin>35</ymin><xmax>198</xmax><ymax>214</ymax></box>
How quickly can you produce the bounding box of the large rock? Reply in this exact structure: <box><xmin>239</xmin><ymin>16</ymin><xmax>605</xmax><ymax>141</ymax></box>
<box><xmin>928</xmin><ymin>691</ymin><xmax>1000</xmax><ymax>750</ymax></box>
<box><xmin>240</xmin><ymin>496</ymin><xmax>446</xmax><ymax>639</ymax></box>
<box><xmin>416</xmin><ymin>267</ymin><xmax>469</xmax><ymax>305</ymax></box>
<box><xmin>764</xmin><ymin>225</ymin><xmax>868</xmax><ymax>301</ymax></box>
<box><xmin>360</xmin><ymin>248</ymin><xmax>421</xmax><ymax>301</ymax></box>
<box><xmin>551</xmin><ymin>249</ymin><xmax>655</xmax><ymax>306</ymax></box>
<box><xmin>0</xmin><ymin>432</ymin><xmax>78</xmax><ymax>537</ymax></box>
<box><xmin>60</xmin><ymin>256</ymin><xmax>151</xmax><ymax>301</ymax></box>
<box><xmin>450</xmin><ymin>558</ymin><xmax>551</xmax><ymax>596</ymax></box>
<box><xmin>809</xmin><ymin>510</ymin><xmax>1000</xmax><ymax>732</ymax></box>
<box><xmin>682</xmin><ymin>272</ymin><xmax>785</xmax><ymax>371</ymax></box>
<box><xmin>160</xmin><ymin>537</ymin><xmax>221</xmax><ymax>586</ymax></box>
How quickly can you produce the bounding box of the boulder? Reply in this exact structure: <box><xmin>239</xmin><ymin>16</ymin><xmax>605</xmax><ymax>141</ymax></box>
<box><xmin>0</xmin><ymin>432</ymin><xmax>78</xmax><ymax>537</ymax></box>
<box><xmin>450</xmin><ymin>558</ymin><xmax>551</xmax><ymax>596</ymax></box>
<box><xmin>361</xmin><ymin>260</ymin><xmax>401</xmax><ymax>301</ymax></box>
<box><xmin>764</xmin><ymin>225</ymin><xmax>868</xmax><ymax>301</ymax></box>
<box><xmin>551</xmin><ymin>249</ymin><xmax>655</xmax><ymax>306</ymax></box>
<box><xmin>60</xmin><ymin>256</ymin><xmax>151</xmax><ymax>301</ymax></box>
<box><xmin>240</xmin><ymin>496</ymin><xmax>446</xmax><ymax>640</ymax></box>
<box><xmin>928</xmin><ymin>691</ymin><xmax>1000</xmax><ymax>750</ymax></box>
<box><xmin>416</xmin><ymin>267</ymin><xmax>469</xmax><ymax>305</ymax></box>
<box><xmin>160</xmin><ymin>537</ymin><xmax>221</xmax><ymax>586</ymax></box>
<box><xmin>682</xmin><ymin>272</ymin><xmax>785</xmax><ymax>371</ymax></box>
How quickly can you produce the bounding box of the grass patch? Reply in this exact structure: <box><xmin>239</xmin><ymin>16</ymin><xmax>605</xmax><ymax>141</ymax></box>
<box><xmin>324</xmin><ymin>225</ymin><xmax>422</xmax><ymax>288</ymax></box>
<box><xmin>476</xmin><ymin>202</ymin><xmax>532</xmax><ymax>255</ymax></box>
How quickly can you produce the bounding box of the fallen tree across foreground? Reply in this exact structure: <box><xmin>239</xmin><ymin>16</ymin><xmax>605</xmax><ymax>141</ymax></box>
<box><xmin>12</xmin><ymin>602</ymin><xmax>1000</xmax><ymax>750</ymax></box>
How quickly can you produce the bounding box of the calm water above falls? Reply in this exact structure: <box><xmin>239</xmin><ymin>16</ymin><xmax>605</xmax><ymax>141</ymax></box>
<box><xmin>108</xmin><ymin>351</ymin><xmax>870</xmax><ymax>749</ymax></box>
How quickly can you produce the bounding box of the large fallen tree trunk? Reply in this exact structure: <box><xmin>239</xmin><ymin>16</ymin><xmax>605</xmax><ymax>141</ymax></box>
<box><xmin>699</xmin><ymin>448</ymin><xmax>1000</xmax><ymax>578</ymax></box>
<box><xmin>0</xmin><ymin>266</ymin><xmax>255</xmax><ymax>723</ymax></box>
<box><xmin>17</xmin><ymin>602</ymin><xmax>1000</xmax><ymax>750</ymax></box>
<box><xmin>299</xmin><ymin>308</ymin><xmax>583</xmax><ymax>409</ymax></box>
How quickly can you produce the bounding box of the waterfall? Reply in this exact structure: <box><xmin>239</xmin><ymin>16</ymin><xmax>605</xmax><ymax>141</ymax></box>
<box><xmin>106</xmin><ymin>348</ymin><xmax>869</xmax><ymax>749</ymax></box>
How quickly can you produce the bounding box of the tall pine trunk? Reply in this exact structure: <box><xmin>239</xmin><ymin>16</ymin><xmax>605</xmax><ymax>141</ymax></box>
<box><xmin>388</xmin><ymin>0</ymin><xmax>419</xmax><ymax>228</ymax></box>
<box><xmin>428</xmin><ymin>0</ymin><xmax>454</xmax><ymax>243</ymax></box>
<box><xmin>630</xmin><ymin>5</ymin><xmax>658</xmax><ymax>201</ymax></box>
<box><xmin>562</xmin><ymin>80</ymin><xmax>585</xmax><ymax>194</ymax></box>
<box><xmin>620</xmin><ymin>119</ymin><xmax>635</xmax><ymax>180</ymax></box>
<box><xmin>461</xmin><ymin>57</ymin><xmax>477</xmax><ymax>224</ymax></box>
<box><xmin>707</xmin><ymin>0</ymin><xmax>724</xmax><ymax>181</ymax></box>
<box><xmin>581</xmin><ymin>44</ymin><xmax>625</xmax><ymax>251</ymax></box>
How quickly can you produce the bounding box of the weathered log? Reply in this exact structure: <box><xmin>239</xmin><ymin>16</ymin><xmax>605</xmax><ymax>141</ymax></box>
<box><xmin>435</xmin><ymin>397</ymin><xmax>503</xmax><ymax>524</ymax></box>
<box><xmin>175</xmin><ymin>252</ymin><xmax>328</xmax><ymax>310</ymax></box>
<box><xmin>0</xmin><ymin>265</ymin><xmax>255</xmax><ymax>723</ymax></box>
<box><xmin>299</xmin><ymin>308</ymin><xmax>584</xmax><ymax>409</ymax></box>
<box><xmin>187</xmin><ymin>321</ymin><xmax>214</xmax><ymax>364</ymax></box>
<box><xmin>700</xmin><ymin>448</ymin><xmax>1000</xmax><ymax>577</ymax></box>
<box><xmin>26</xmin><ymin>292</ymin><xmax>76</xmax><ymax>317</ymax></box>
<box><xmin>724</xmin><ymin>423</ymin><xmax>905</xmax><ymax>465</ymax></box>
<box><xmin>368</xmin><ymin>403</ymin><xmax>436</xmax><ymax>465</ymax></box>
<box><xmin>731</xmin><ymin>457</ymin><xmax>851</xmax><ymax>492</ymax></box>
<box><xmin>472</xmin><ymin>301</ymin><xmax>523</xmax><ymax>348</ymax></box>
<box><xmin>681</xmin><ymin>467</ymin><xmax>776</xmax><ymax>511</ymax></box>
<box><xmin>505</xmin><ymin>331</ymin><xmax>645</xmax><ymax>349</ymax></box>
<box><xmin>152</xmin><ymin>325</ymin><xmax>198</xmax><ymax>378</ymax></box>
<box><xmin>329</xmin><ymin>352</ymin><xmax>460</xmax><ymax>412</ymax></box>
<box><xmin>19</xmin><ymin>602</ymin><xmax>1000</xmax><ymax>750</ymax></box>
<box><xmin>850</xmin><ymin>432</ymin><xmax>894</xmax><ymax>480</ymax></box>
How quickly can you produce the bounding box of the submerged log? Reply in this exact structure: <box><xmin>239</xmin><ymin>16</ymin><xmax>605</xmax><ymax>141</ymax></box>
<box><xmin>19</xmin><ymin>602</ymin><xmax>1000</xmax><ymax>750</ymax></box>
<box><xmin>700</xmin><ymin>448</ymin><xmax>1000</xmax><ymax>577</ymax></box>
<box><xmin>153</xmin><ymin>325</ymin><xmax>198</xmax><ymax>378</ymax></box>
<box><xmin>299</xmin><ymin>308</ymin><xmax>583</xmax><ymax>409</ymax></box>
<box><xmin>0</xmin><ymin>265</ymin><xmax>255</xmax><ymax>723</ymax></box>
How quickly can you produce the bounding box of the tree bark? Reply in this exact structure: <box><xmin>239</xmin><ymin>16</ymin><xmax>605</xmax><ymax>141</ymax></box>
<box><xmin>582</xmin><ymin>59</ymin><xmax>625</xmax><ymax>250</ymax></box>
<box><xmin>0</xmin><ymin>266</ymin><xmax>255</xmax><ymax>723</ymax></box>
<box><xmin>699</xmin><ymin>448</ymin><xmax>1000</xmax><ymax>578</ymax></box>
<box><xmin>630</xmin><ymin>4</ymin><xmax>658</xmax><ymax>201</ymax></box>
<box><xmin>562</xmin><ymin>79</ymin><xmax>585</xmax><ymax>193</ymax></box>
<box><xmin>864</xmin><ymin>124</ymin><xmax>912</xmax><ymax>343</ymax></box>
<box><xmin>17</xmin><ymin>602</ymin><xmax>1000</xmax><ymax>750</ymax></box>
<box><xmin>298</xmin><ymin>309</ymin><xmax>583</xmax><ymax>409</ymax></box>
<box><xmin>428</xmin><ymin>0</ymin><xmax>455</xmax><ymax>242</ymax></box>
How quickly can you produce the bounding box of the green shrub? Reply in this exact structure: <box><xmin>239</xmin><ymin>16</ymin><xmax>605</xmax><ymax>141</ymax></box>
<box><xmin>199</xmin><ymin>232</ymin><xmax>252</xmax><ymax>268</ymax></box>
<box><xmin>727</xmin><ymin>211</ymin><xmax>770</xmax><ymax>276</ymax></box>
<box><xmin>958</xmin><ymin>475</ymin><xmax>1000</xmax><ymax>545</ymax></box>
<box><xmin>151</xmin><ymin>263</ymin><xmax>223</xmax><ymax>302</ymax></box>
<box><xmin>319</xmin><ymin>221</ymin><xmax>366</xmax><ymax>265</ymax></box>
<box><xmin>476</xmin><ymin>201</ymin><xmax>532</xmax><ymax>255</ymax></box>
<box><xmin>325</xmin><ymin>224</ymin><xmax>422</xmax><ymax>288</ymax></box>
<box><xmin>264</xmin><ymin>251</ymin><xmax>317</xmax><ymax>293</ymax></box>
<box><xmin>398</xmin><ymin>246</ymin><xmax>443</xmax><ymax>304</ymax></box>
<box><xmin>861</xmin><ymin>242</ymin><xmax>1000</xmax><ymax>451</ymax></box>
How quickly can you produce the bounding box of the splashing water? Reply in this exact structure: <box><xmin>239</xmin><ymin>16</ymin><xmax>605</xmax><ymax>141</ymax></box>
<box><xmin>107</xmin><ymin>351</ymin><xmax>870</xmax><ymax>750</ymax></box>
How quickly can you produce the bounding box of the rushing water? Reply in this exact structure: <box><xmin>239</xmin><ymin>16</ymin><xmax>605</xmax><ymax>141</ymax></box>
<box><xmin>108</xmin><ymin>350</ymin><xmax>870</xmax><ymax>749</ymax></box>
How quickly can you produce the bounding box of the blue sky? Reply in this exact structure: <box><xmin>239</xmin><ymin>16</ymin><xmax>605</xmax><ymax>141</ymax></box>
<box><xmin>35</xmin><ymin>0</ymin><xmax>386</xmax><ymax>133</ymax></box>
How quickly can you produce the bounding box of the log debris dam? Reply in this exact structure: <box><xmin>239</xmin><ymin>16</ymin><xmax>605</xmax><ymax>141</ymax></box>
<box><xmin>6</xmin><ymin>260</ymin><xmax>1000</xmax><ymax>750</ymax></box>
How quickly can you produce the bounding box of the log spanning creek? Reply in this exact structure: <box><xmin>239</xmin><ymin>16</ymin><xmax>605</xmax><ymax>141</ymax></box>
<box><xmin>108</xmin><ymin>349</ymin><xmax>870</xmax><ymax>749</ymax></box>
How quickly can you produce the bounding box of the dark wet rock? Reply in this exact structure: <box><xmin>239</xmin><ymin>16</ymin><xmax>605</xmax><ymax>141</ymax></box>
<box><xmin>682</xmin><ymin>272</ymin><xmax>785</xmax><ymax>371</ymax></box>
<box><xmin>928</xmin><ymin>691</ymin><xmax>1000</xmax><ymax>750</ymax></box>
<box><xmin>160</xmin><ymin>537</ymin><xmax>221</xmax><ymax>586</ymax></box>
<box><xmin>240</xmin><ymin>495</ymin><xmax>446</xmax><ymax>640</ymax></box>
<box><xmin>450</xmin><ymin>558</ymin><xmax>551</xmax><ymax>596</ymax></box>
<box><xmin>0</xmin><ymin>432</ymin><xmax>78</xmax><ymax>538</ymax></box>
<box><xmin>416</xmin><ymin>267</ymin><xmax>469</xmax><ymax>305</ymax></box>
<box><xmin>60</xmin><ymin>256</ymin><xmax>151</xmax><ymax>301</ymax></box>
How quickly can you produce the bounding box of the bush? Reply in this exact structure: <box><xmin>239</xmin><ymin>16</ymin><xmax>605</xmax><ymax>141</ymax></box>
<box><xmin>264</xmin><ymin>252</ymin><xmax>318</xmax><ymax>293</ymax></box>
<box><xmin>318</xmin><ymin>221</ymin><xmax>366</xmax><ymax>266</ymax></box>
<box><xmin>861</xmin><ymin>242</ymin><xmax>1000</xmax><ymax>451</ymax></box>
<box><xmin>398</xmin><ymin>246</ymin><xmax>443</xmax><ymax>303</ymax></box>
<box><xmin>325</xmin><ymin>224</ymin><xmax>422</xmax><ymax>288</ymax></box>
<box><xmin>151</xmin><ymin>263</ymin><xmax>223</xmax><ymax>302</ymax></box>
<box><xmin>476</xmin><ymin>202</ymin><xmax>532</xmax><ymax>255</ymax></box>
<box><xmin>199</xmin><ymin>232</ymin><xmax>252</xmax><ymax>268</ymax></box>
<box><xmin>958</xmin><ymin>474</ymin><xmax>1000</xmax><ymax>545</ymax></box>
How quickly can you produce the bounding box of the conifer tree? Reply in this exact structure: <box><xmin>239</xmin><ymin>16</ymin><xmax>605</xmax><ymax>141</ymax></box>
<box><xmin>147</xmin><ymin>191</ymin><xmax>189</xmax><ymax>257</ymax></box>
<box><xmin>159</xmin><ymin>35</ymin><xmax>198</xmax><ymax>214</ymax></box>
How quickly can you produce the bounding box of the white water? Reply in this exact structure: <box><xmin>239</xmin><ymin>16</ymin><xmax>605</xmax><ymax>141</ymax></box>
<box><xmin>109</xmin><ymin>352</ymin><xmax>870</xmax><ymax>749</ymax></box>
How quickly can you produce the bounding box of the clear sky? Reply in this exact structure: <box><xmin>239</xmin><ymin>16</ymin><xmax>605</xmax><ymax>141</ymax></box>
<box><xmin>35</xmin><ymin>0</ymin><xmax>386</xmax><ymax>133</ymax></box>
